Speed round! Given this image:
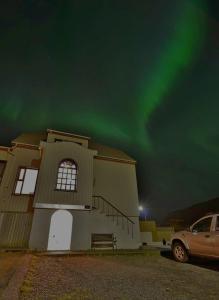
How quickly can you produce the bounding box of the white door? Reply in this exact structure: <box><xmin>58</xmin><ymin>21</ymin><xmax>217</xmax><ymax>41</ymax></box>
<box><xmin>47</xmin><ymin>210</ymin><xmax>73</xmax><ymax>251</ymax></box>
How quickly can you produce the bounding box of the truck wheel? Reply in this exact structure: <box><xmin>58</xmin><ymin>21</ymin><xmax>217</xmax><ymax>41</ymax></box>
<box><xmin>172</xmin><ymin>242</ymin><xmax>189</xmax><ymax>263</ymax></box>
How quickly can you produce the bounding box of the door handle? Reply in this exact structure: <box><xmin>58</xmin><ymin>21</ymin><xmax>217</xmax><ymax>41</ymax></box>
<box><xmin>205</xmin><ymin>234</ymin><xmax>210</xmax><ymax>238</ymax></box>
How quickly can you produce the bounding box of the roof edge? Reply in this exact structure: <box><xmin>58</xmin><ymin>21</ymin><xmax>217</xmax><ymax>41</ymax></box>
<box><xmin>11</xmin><ymin>142</ymin><xmax>39</xmax><ymax>150</ymax></box>
<box><xmin>0</xmin><ymin>146</ymin><xmax>10</xmax><ymax>151</ymax></box>
<box><xmin>94</xmin><ymin>155</ymin><xmax>136</xmax><ymax>165</ymax></box>
<box><xmin>47</xmin><ymin>129</ymin><xmax>91</xmax><ymax>140</ymax></box>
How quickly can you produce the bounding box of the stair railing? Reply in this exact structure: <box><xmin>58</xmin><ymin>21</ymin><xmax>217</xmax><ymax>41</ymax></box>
<box><xmin>92</xmin><ymin>195</ymin><xmax>134</xmax><ymax>238</ymax></box>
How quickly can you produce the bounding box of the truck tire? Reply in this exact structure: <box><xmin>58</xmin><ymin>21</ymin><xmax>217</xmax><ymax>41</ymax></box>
<box><xmin>172</xmin><ymin>241</ymin><xmax>189</xmax><ymax>263</ymax></box>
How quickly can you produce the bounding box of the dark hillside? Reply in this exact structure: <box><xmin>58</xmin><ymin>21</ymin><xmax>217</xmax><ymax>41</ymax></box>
<box><xmin>162</xmin><ymin>198</ymin><xmax>219</xmax><ymax>231</ymax></box>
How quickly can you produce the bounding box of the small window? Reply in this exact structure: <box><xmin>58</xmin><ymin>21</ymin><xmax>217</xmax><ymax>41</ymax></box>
<box><xmin>192</xmin><ymin>217</ymin><xmax>212</xmax><ymax>233</ymax></box>
<box><xmin>56</xmin><ymin>159</ymin><xmax>77</xmax><ymax>191</ymax></box>
<box><xmin>216</xmin><ymin>217</ymin><xmax>219</xmax><ymax>231</ymax></box>
<box><xmin>55</xmin><ymin>138</ymin><xmax>82</xmax><ymax>145</ymax></box>
<box><xmin>0</xmin><ymin>161</ymin><xmax>7</xmax><ymax>185</ymax></box>
<box><xmin>14</xmin><ymin>167</ymin><xmax>38</xmax><ymax>195</ymax></box>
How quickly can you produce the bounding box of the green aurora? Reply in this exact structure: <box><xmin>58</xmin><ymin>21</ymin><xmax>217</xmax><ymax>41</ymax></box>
<box><xmin>0</xmin><ymin>0</ymin><xmax>218</xmax><ymax>219</ymax></box>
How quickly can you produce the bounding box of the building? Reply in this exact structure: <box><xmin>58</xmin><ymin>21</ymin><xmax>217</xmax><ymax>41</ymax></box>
<box><xmin>0</xmin><ymin>129</ymin><xmax>140</xmax><ymax>251</ymax></box>
<box><xmin>140</xmin><ymin>220</ymin><xmax>174</xmax><ymax>246</ymax></box>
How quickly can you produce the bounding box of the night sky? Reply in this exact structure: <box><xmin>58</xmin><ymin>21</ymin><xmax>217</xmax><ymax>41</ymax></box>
<box><xmin>1</xmin><ymin>0</ymin><xmax>219</xmax><ymax>221</ymax></box>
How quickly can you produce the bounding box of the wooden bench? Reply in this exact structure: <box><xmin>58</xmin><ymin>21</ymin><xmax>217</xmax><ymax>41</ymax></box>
<box><xmin>91</xmin><ymin>233</ymin><xmax>116</xmax><ymax>250</ymax></box>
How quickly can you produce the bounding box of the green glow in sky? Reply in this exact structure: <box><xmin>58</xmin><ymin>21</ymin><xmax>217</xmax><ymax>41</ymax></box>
<box><xmin>0</xmin><ymin>1</ymin><xmax>207</xmax><ymax>152</ymax></box>
<box><xmin>0</xmin><ymin>0</ymin><xmax>218</xmax><ymax>219</ymax></box>
<box><xmin>136</xmin><ymin>1</ymin><xmax>207</xmax><ymax>149</ymax></box>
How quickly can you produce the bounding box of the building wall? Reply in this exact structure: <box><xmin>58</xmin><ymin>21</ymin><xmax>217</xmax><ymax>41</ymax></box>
<box><xmin>33</xmin><ymin>142</ymin><xmax>96</xmax><ymax>207</ymax></box>
<box><xmin>140</xmin><ymin>232</ymin><xmax>153</xmax><ymax>244</ymax></box>
<box><xmin>29</xmin><ymin>208</ymin><xmax>140</xmax><ymax>250</ymax></box>
<box><xmin>93</xmin><ymin>159</ymin><xmax>140</xmax><ymax>245</ymax></box>
<box><xmin>140</xmin><ymin>221</ymin><xmax>174</xmax><ymax>243</ymax></box>
<box><xmin>0</xmin><ymin>147</ymin><xmax>41</xmax><ymax>212</ymax></box>
<box><xmin>93</xmin><ymin>159</ymin><xmax>139</xmax><ymax>216</ymax></box>
<box><xmin>0</xmin><ymin>148</ymin><xmax>9</xmax><ymax>161</ymax></box>
<box><xmin>0</xmin><ymin>212</ymin><xmax>33</xmax><ymax>248</ymax></box>
<box><xmin>155</xmin><ymin>227</ymin><xmax>174</xmax><ymax>242</ymax></box>
<box><xmin>139</xmin><ymin>220</ymin><xmax>156</xmax><ymax>232</ymax></box>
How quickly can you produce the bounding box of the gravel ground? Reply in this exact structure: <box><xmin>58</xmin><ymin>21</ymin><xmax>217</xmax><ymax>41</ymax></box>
<box><xmin>19</xmin><ymin>254</ymin><xmax>219</xmax><ymax>300</ymax></box>
<box><xmin>0</xmin><ymin>252</ymin><xmax>25</xmax><ymax>298</ymax></box>
<box><xmin>1</xmin><ymin>254</ymin><xmax>31</xmax><ymax>300</ymax></box>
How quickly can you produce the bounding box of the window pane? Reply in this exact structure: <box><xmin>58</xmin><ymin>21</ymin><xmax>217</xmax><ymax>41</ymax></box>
<box><xmin>56</xmin><ymin>184</ymin><xmax>61</xmax><ymax>189</ymax></box>
<box><xmin>19</xmin><ymin>168</ymin><xmax>25</xmax><ymax>180</ymax></box>
<box><xmin>61</xmin><ymin>161</ymin><xmax>70</xmax><ymax>167</ymax></box>
<box><xmin>22</xmin><ymin>169</ymin><xmax>38</xmax><ymax>194</ymax></box>
<box><xmin>0</xmin><ymin>161</ymin><xmax>6</xmax><ymax>184</ymax></box>
<box><xmin>15</xmin><ymin>181</ymin><xmax>22</xmax><ymax>194</ymax></box>
<box><xmin>193</xmin><ymin>217</ymin><xmax>212</xmax><ymax>233</ymax></box>
<box><xmin>57</xmin><ymin>160</ymin><xmax>77</xmax><ymax>191</ymax></box>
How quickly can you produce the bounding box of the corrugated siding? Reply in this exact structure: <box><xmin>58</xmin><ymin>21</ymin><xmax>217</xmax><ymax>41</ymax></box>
<box><xmin>0</xmin><ymin>147</ymin><xmax>40</xmax><ymax>212</ymax></box>
<box><xmin>0</xmin><ymin>212</ymin><xmax>33</xmax><ymax>248</ymax></box>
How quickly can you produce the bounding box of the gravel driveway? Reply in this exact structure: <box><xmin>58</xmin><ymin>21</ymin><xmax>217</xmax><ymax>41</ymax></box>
<box><xmin>0</xmin><ymin>253</ymin><xmax>25</xmax><ymax>298</ymax></box>
<box><xmin>19</xmin><ymin>253</ymin><xmax>219</xmax><ymax>300</ymax></box>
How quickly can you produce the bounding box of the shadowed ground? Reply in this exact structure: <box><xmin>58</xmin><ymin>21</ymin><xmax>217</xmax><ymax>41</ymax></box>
<box><xmin>19</xmin><ymin>253</ymin><xmax>219</xmax><ymax>300</ymax></box>
<box><xmin>0</xmin><ymin>252</ymin><xmax>30</xmax><ymax>300</ymax></box>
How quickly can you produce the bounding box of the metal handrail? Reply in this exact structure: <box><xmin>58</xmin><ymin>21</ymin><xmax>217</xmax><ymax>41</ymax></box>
<box><xmin>92</xmin><ymin>195</ymin><xmax>134</xmax><ymax>238</ymax></box>
<box><xmin>92</xmin><ymin>195</ymin><xmax>134</xmax><ymax>224</ymax></box>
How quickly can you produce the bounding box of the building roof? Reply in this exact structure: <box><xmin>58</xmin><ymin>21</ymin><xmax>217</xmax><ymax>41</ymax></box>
<box><xmin>47</xmin><ymin>129</ymin><xmax>91</xmax><ymax>140</ymax></box>
<box><xmin>89</xmin><ymin>141</ymin><xmax>135</xmax><ymax>162</ymax></box>
<box><xmin>11</xmin><ymin>130</ymin><xmax>136</xmax><ymax>163</ymax></box>
<box><xmin>12</xmin><ymin>132</ymin><xmax>47</xmax><ymax>146</ymax></box>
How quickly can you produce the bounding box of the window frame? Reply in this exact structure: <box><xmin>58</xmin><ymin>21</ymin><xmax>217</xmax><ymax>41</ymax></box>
<box><xmin>216</xmin><ymin>216</ymin><xmax>219</xmax><ymax>231</ymax></box>
<box><xmin>13</xmin><ymin>166</ymin><xmax>39</xmax><ymax>196</ymax></box>
<box><xmin>0</xmin><ymin>160</ymin><xmax>7</xmax><ymax>185</ymax></box>
<box><xmin>55</xmin><ymin>159</ymin><xmax>78</xmax><ymax>192</ymax></box>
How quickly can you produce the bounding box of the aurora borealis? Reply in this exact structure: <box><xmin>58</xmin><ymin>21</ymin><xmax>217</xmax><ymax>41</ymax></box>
<box><xmin>1</xmin><ymin>0</ymin><xmax>219</xmax><ymax>220</ymax></box>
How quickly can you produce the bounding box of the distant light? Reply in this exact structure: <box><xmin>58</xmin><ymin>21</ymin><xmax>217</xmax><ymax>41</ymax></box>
<box><xmin>139</xmin><ymin>205</ymin><xmax>144</xmax><ymax>211</ymax></box>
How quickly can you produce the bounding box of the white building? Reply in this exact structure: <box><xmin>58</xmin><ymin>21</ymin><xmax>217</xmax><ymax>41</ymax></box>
<box><xmin>0</xmin><ymin>129</ymin><xmax>140</xmax><ymax>251</ymax></box>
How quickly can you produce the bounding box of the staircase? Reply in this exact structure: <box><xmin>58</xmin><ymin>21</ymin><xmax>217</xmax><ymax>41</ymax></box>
<box><xmin>92</xmin><ymin>195</ymin><xmax>134</xmax><ymax>239</ymax></box>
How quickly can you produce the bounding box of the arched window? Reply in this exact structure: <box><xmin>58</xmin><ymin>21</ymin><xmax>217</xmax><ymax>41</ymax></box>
<box><xmin>56</xmin><ymin>159</ymin><xmax>77</xmax><ymax>191</ymax></box>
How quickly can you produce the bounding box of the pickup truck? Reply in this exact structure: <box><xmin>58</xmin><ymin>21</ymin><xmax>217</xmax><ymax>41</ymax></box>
<box><xmin>171</xmin><ymin>213</ymin><xmax>219</xmax><ymax>262</ymax></box>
